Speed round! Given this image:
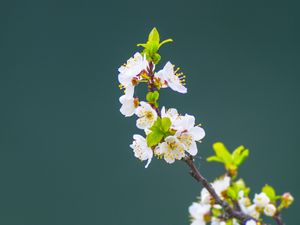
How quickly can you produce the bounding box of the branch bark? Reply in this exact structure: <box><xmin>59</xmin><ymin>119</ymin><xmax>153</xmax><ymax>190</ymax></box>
<box><xmin>273</xmin><ymin>212</ymin><xmax>285</xmax><ymax>225</ymax></box>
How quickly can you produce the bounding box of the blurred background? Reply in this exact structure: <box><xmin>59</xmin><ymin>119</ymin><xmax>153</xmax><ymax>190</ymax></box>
<box><xmin>0</xmin><ymin>0</ymin><xmax>299</xmax><ymax>224</ymax></box>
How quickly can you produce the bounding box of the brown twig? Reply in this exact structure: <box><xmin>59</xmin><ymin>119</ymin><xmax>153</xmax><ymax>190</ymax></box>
<box><xmin>147</xmin><ymin>61</ymin><xmax>161</xmax><ymax>116</ymax></box>
<box><xmin>273</xmin><ymin>212</ymin><xmax>285</xmax><ymax>225</ymax></box>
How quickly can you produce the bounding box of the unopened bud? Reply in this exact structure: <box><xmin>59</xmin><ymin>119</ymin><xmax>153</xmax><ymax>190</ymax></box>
<box><xmin>264</xmin><ymin>204</ymin><xmax>276</xmax><ymax>217</ymax></box>
<box><xmin>281</xmin><ymin>192</ymin><xmax>294</xmax><ymax>208</ymax></box>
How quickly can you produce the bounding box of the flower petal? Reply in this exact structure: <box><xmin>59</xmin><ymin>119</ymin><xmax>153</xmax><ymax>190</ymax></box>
<box><xmin>190</xmin><ymin>126</ymin><xmax>205</xmax><ymax>141</ymax></box>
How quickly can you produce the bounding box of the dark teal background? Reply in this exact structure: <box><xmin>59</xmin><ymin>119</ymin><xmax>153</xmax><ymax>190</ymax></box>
<box><xmin>0</xmin><ymin>1</ymin><xmax>299</xmax><ymax>224</ymax></box>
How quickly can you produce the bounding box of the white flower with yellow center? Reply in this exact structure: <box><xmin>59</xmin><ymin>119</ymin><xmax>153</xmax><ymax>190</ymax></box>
<box><xmin>200</xmin><ymin>176</ymin><xmax>230</xmax><ymax>204</ymax></box>
<box><xmin>245</xmin><ymin>205</ymin><xmax>260</xmax><ymax>219</ymax></box>
<box><xmin>155</xmin><ymin>136</ymin><xmax>185</xmax><ymax>163</ymax></box>
<box><xmin>119</xmin><ymin>95</ymin><xmax>139</xmax><ymax>117</ymax></box>
<box><xmin>174</xmin><ymin>114</ymin><xmax>205</xmax><ymax>156</ymax></box>
<box><xmin>213</xmin><ymin>176</ymin><xmax>231</xmax><ymax>195</ymax></box>
<box><xmin>155</xmin><ymin>61</ymin><xmax>187</xmax><ymax>94</ymax></box>
<box><xmin>135</xmin><ymin>102</ymin><xmax>157</xmax><ymax>130</ymax></box>
<box><xmin>161</xmin><ymin>106</ymin><xmax>181</xmax><ymax>126</ymax></box>
<box><xmin>118</xmin><ymin>52</ymin><xmax>148</xmax><ymax>97</ymax></box>
<box><xmin>238</xmin><ymin>191</ymin><xmax>251</xmax><ymax>214</ymax></box>
<box><xmin>130</xmin><ymin>134</ymin><xmax>153</xmax><ymax>168</ymax></box>
<box><xmin>253</xmin><ymin>192</ymin><xmax>270</xmax><ymax>208</ymax></box>
<box><xmin>189</xmin><ymin>202</ymin><xmax>211</xmax><ymax>225</ymax></box>
<box><xmin>264</xmin><ymin>203</ymin><xmax>276</xmax><ymax>217</ymax></box>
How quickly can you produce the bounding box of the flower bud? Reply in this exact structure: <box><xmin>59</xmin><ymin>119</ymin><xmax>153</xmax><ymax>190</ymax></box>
<box><xmin>281</xmin><ymin>192</ymin><xmax>294</xmax><ymax>208</ymax></box>
<box><xmin>264</xmin><ymin>204</ymin><xmax>276</xmax><ymax>216</ymax></box>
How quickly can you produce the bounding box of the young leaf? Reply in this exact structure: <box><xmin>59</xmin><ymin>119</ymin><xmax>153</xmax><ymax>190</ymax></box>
<box><xmin>152</xmin><ymin>91</ymin><xmax>159</xmax><ymax>101</ymax></box>
<box><xmin>227</xmin><ymin>187</ymin><xmax>237</xmax><ymax>200</ymax></box>
<box><xmin>213</xmin><ymin>142</ymin><xmax>233</xmax><ymax>165</ymax></box>
<box><xmin>161</xmin><ymin>117</ymin><xmax>171</xmax><ymax>132</ymax></box>
<box><xmin>148</xmin><ymin>27</ymin><xmax>160</xmax><ymax>44</ymax></box>
<box><xmin>262</xmin><ymin>184</ymin><xmax>276</xmax><ymax>201</ymax></box>
<box><xmin>232</xmin><ymin>145</ymin><xmax>249</xmax><ymax>166</ymax></box>
<box><xmin>158</xmin><ymin>38</ymin><xmax>173</xmax><ymax>48</ymax></box>
<box><xmin>146</xmin><ymin>92</ymin><xmax>153</xmax><ymax>102</ymax></box>
<box><xmin>152</xmin><ymin>53</ymin><xmax>161</xmax><ymax>64</ymax></box>
<box><xmin>207</xmin><ymin>156</ymin><xmax>223</xmax><ymax>163</ymax></box>
<box><xmin>146</xmin><ymin>131</ymin><xmax>164</xmax><ymax>147</ymax></box>
<box><xmin>137</xmin><ymin>28</ymin><xmax>172</xmax><ymax>64</ymax></box>
<box><xmin>149</xmin><ymin>117</ymin><xmax>162</xmax><ymax>132</ymax></box>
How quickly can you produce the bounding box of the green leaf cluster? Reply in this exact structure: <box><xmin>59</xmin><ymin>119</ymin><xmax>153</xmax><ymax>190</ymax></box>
<box><xmin>227</xmin><ymin>179</ymin><xmax>250</xmax><ymax>200</ymax></box>
<box><xmin>207</xmin><ymin>142</ymin><xmax>249</xmax><ymax>175</ymax></box>
<box><xmin>146</xmin><ymin>91</ymin><xmax>159</xmax><ymax>108</ymax></box>
<box><xmin>146</xmin><ymin>117</ymin><xmax>172</xmax><ymax>147</ymax></box>
<box><xmin>137</xmin><ymin>27</ymin><xmax>173</xmax><ymax>64</ymax></box>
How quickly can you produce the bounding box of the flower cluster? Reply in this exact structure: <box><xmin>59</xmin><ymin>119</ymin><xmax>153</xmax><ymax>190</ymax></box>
<box><xmin>118</xmin><ymin>52</ymin><xmax>187</xmax><ymax>117</ymax></box>
<box><xmin>188</xmin><ymin>143</ymin><xmax>294</xmax><ymax>225</ymax></box>
<box><xmin>117</xmin><ymin>28</ymin><xmax>294</xmax><ymax>225</ymax></box>
<box><xmin>118</xmin><ymin>28</ymin><xmax>205</xmax><ymax>168</ymax></box>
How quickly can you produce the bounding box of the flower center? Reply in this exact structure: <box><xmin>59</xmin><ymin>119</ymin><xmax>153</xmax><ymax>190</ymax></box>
<box><xmin>145</xmin><ymin>111</ymin><xmax>153</xmax><ymax>120</ymax></box>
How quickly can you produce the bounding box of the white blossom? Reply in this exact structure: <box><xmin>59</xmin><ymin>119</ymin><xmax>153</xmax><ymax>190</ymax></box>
<box><xmin>213</xmin><ymin>176</ymin><xmax>231</xmax><ymax>197</ymax></box>
<box><xmin>161</xmin><ymin>108</ymin><xmax>205</xmax><ymax>156</ymax></box>
<box><xmin>245</xmin><ymin>204</ymin><xmax>260</xmax><ymax>219</ymax></box>
<box><xmin>161</xmin><ymin>107</ymin><xmax>181</xmax><ymax>126</ymax></box>
<box><xmin>155</xmin><ymin>136</ymin><xmax>185</xmax><ymax>163</ymax></box>
<box><xmin>200</xmin><ymin>188</ymin><xmax>211</xmax><ymax>204</ymax></box>
<box><xmin>130</xmin><ymin>134</ymin><xmax>153</xmax><ymax>168</ymax></box>
<box><xmin>135</xmin><ymin>102</ymin><xmax>157</xmax><ymax>129</ymax></box>
<box><xmin>200</xmin><ymin>176</ymin><xmax>230</xmax><ymax>204</ymax></box>
<box><xmin>232</xmin><ymin>219</ymin><xmax>240</xmax><ymax>225</ymax></box>
<box><xmin>245</xmin><ymin>219</ymin><xmax>257</xmax><ymax>225</ymax></box>
<box><xmin>237</xmin><ymin>191</ymin><xmax>251</xmax><ymax>214</ymax></box>
<box><xmin>174</xmin><ymin>114</ymin><xmax>205</xmax><ymax>156</ymax></box>
<box><xmin>118</xmin><ymin>52</ymin><xmax>148</xmax><ymax>97</ymax></box>
<box><xmin>155</xmin><ymin>61</ymin><xmax>187</xmax><ymax>93</ymax></box>
<box><xmin>264</xmin><ymin>203</ymin><xmax>276</xmax><ymax>217</ymax></box>
<box><xmin>189</xmin><ymin>202</ymin><xmax>210</xmax><ymax>225</ymax></box>
<box><xmin>211</xmin><ymin>217</ymin><xmax>226</xmax><ymax>225</ymax></box>
<box><xmin>119</xmin><ymin>95</ymin><xmax>139</xmax><ymax>117</ymax></box>
<box><xmin>190</xmin><ymin>219</ymin><xmax>206</xmax><ymax>225</ymax></box>
<box><xmin>253</xmin><ymin>192</ymin><xmax>270</xmax><ymax>208</ymax></box>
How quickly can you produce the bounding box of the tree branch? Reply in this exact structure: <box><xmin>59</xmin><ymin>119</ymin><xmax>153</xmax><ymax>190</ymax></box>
<box><xmin>273</xmin><ymin>212</ymin><xmax>285</xmax><ymax>225</ymax></box>
<box><xmin>184</xmin><ymin>156</ymin><xmax>269</xmax><ymax>225</ymax></box>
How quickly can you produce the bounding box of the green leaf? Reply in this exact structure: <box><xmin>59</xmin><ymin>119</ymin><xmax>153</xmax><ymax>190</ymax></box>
<box><xmin>152</xmin><ymin>53</ymin><xmax>161</xmax><ymax>64</ymax></box>
<box><xmin>146</xmin><ymin>92</ymin><xmax>153</xmax><ymax>102</ymax></box>
<box><xmin>207</xmin><ymin>156</ymin><xmax>224</xmax><ymax>163</ymax></box>
<box><xmin>152</xmin><ymin>91</ymin><xmax>159</xmax><ymax>101</ymax></box>
<box><xmin>148</xmin><ymin>27</ymin><xmax>160</xmax><ymax>43</ymax></box>
<box><xmin>232</xmin><ymin>145</ymin><xmax>249</xmax><ymax>166</ymax></box>
<box><xmin>226</xmin><ymin>219</ymin><xmax>233</xmax><ymax>225</ymax></box>
<box><xmin>146</xmin><ymin>131</ymin><xmax>164</xmax><ymax>147</ymax></box>
<box><xmin>161</xmin><ymin>117</ymin><xmax>171</xmax><ymax>132</ymax></box>
<box><xmin>137</xmin><ymin>28</ymin><xmax>172</xmax><ymax>64</ymax></box>
<box><xmin>227</xmin><ymin>187</ymin><xmax>237</xmax><ymax>200</ymax></box>
<box><xmin>149</xmin><ymin>117</ymin><xmax>162</xmax><ymax>132</ymax></box>
<box><xmin>137</xmin><ymin>43</ymin><xmax>147</xmax><ymax>48</ymax></box>
<box><xmin>158</xmin><ymin>38</ymin><xmax>173</xmax><ymax>48</ymax></box>
<box><xmin>213</xmin><ymin>142</ymin><xmax>233</xmax><ymax>164</ymax></box>
<box><xmin>262</xmin><ymin>184</ymin><xmax>276</xmax><ymax>201</ymax></box>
